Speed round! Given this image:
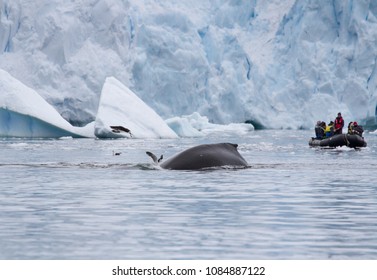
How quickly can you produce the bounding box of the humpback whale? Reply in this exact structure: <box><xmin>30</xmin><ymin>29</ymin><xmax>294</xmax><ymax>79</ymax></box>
<box><xmin>146</xmin><ymin>143</ymin><xmax>248</xmax><ymax>170</ymax></box>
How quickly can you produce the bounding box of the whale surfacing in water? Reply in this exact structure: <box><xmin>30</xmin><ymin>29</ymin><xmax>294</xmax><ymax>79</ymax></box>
<box><xmin>147</xmin><ymin>143</ymin><xmax>248</xmax><ymax>170</ymax></box>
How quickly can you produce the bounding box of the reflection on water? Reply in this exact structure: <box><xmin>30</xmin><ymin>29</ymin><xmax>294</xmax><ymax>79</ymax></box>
<box><xmin>0</xmin><ymin>130</ymin><xmax>377</xmax><ymax>259</ymax></box>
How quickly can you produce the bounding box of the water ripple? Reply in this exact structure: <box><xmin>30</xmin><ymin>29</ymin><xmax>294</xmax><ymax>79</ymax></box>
<box><xmin>1</xmin><ymin>131</ymin><xmax>377</xmax><ymax>259</ymax></box>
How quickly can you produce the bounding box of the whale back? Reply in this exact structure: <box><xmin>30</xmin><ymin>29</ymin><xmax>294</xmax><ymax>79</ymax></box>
<box><xmin>160</xmin><ymin>143</ymin><xmax>248</xmax><ymax>170</ymax></box>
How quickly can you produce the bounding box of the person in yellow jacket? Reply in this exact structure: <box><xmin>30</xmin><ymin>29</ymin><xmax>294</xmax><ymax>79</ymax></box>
<box><xmin>324</xmin><ymin>121</ymin><xmax>334</xmax><ymax>138</ymax></box>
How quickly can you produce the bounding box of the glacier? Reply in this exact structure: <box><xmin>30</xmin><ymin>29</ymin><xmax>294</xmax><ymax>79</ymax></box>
<box><xmin>1</xmin><ymin>0</ymin><xmax>377</xmax><ymax>129</ymax></box>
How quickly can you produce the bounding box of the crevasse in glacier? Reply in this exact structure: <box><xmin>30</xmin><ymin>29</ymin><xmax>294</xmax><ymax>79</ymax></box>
<box><xmin>1</xmin><ymin>0</ymin><xmax>376</xmax><ymax>129</ymax></box>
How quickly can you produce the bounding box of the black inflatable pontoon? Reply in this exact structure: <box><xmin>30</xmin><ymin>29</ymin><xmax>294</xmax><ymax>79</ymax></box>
<box><xmin>309</xmin><ymin>134</ymin><xmax>367</xmax><ymax>148</ymax></box>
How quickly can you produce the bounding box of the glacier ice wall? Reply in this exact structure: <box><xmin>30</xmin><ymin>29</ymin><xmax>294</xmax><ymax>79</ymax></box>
<box><xmin>1</xmin><ymin>0</ymin><xmax>377</xmax><ymax>129</ymax></box>
<box><xmin>265</xmin><ymin>0</ymin><xmax>377</xmax><ymax>128</ymax></box>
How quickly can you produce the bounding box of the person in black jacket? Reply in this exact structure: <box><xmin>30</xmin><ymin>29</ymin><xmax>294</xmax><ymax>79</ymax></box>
<box><xmin>314</xmin><ymin>121</ymin><xmax>326</xmax><ymax>139</ymax></box>
<box><xmin>349</xmin><ymin>122</ymin><xmax>364</xmax><ymax>137</ymax></box>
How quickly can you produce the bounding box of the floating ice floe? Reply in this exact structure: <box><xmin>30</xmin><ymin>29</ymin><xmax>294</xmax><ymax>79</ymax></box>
<box><xmin>165</xmin><ymin>112</ymin><xmax>254</xmax><ymax>137</ymax></box>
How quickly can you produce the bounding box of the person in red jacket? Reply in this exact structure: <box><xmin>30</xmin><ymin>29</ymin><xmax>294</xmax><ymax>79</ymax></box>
<box><xmin>334</xmin><ymin>112</ymin><xmax>344</xmax><ymax>134</ymax></box>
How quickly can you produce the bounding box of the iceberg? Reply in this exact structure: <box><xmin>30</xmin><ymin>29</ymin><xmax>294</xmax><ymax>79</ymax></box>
<box><xmin>94</xmin><ymin>77</ymin><xmax>178</xmax><ymax>139</ymax></box>
<box><xmin>166</xmin><ymin>112</ymin><xmax>254</xmax><ymax>138</ymax></box>
<box><xmin>0</xmin><ymin>69</ymin><xmax>178</xmax><ymax>139</ymax></box>
<box><xmin>0</xmin><ymin>69</ymin><xmax>93</xmax><ymax>138</ymax></box>
<box><xmin>165</xmin><ymin>116</ymin><xmax>205</xmax><ymax>138</ymax></box>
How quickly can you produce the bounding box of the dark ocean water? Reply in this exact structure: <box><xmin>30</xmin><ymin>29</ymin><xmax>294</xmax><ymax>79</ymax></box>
<box><xmin>1</xmin><ymin>130</ymin><xmax>376</xmax><ymax>259</ymax></box>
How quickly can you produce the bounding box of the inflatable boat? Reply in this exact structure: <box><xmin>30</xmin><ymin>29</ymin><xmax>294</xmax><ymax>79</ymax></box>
<box><xmin>309</xmin><ymin>134</ymin><xmax>367</xmax><ymax>148</ymax></box>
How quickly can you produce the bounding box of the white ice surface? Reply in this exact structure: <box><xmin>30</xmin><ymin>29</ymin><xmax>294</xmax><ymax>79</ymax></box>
<box><xmin>94</xmin><ymin>77</ymin><xmax>178</xmax><ymax>139</ymax></box>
